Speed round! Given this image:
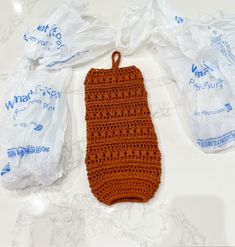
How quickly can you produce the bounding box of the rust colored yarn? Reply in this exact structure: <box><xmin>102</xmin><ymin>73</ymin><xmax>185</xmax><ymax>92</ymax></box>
<box><xmin>84</xmin><ymin>51</ymin><xmax>161</xmax><ymax>205</ymax></box>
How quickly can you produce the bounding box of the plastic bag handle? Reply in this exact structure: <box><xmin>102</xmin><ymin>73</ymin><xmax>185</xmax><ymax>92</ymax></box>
<box><xmin>112</xmin><ymin>51</ymin><xmax>121</xmax><ymax>68</ymax></box>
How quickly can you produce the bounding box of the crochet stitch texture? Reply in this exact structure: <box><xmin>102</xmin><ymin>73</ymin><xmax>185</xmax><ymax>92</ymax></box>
<box><xmin>85</xmin><ymin>51</ymin><xmax>161</xmax><ymax>205</ymax></box>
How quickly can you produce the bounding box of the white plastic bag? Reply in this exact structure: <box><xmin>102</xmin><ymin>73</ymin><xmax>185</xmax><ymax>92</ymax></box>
<box><xmin>0</xmin><ymin>61</ymin><xmax>72</xmax><ymax>189</ymax></box>
<box><xmin>116</xmin><ymin>2</ymin><xmax>155</xmax><ymax>55</ymax></box>
<box><xmin>23</xmin><ymin>0</ymin><xmax>116</xmax><ymax>69</ymax></box>
<box><xmin>151</xmin><ymin>0</ymin><xmax>235</xmax><ymax>152</ymax></box>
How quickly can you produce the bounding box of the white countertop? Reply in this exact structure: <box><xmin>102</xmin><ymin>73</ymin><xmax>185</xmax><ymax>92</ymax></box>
<box><xmin>1</xmin><ymin>0</ymin><xmax>235</xmax><ymax>246</ymax></box>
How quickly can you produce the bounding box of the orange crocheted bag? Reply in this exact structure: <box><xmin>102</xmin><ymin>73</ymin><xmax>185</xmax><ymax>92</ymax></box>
<box><xmin>84</xmin><ymin>51</ymin><xmax>161</xmax><ymax>205</ymax></box>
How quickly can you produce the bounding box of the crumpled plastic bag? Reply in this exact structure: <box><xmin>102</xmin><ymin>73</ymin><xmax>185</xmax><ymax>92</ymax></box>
<box><xmin>152</xmin><ymin>0</ymin><xmax>235</xmax><ymax>152</ymax></box>
<box><xmin>118</xmin><ymin>0</ymin><xmax>235</xmax><ymax>152</ymax></box>
<box><xmin>0</xmin><ymin>60</ymin><xmax>72</xmax><ymax>189</ymax></box>
<box><xmin>23</xmin><ymin>0</ymin><xmax>116</xmax><ymax>69</ymax></box>
<box><xmin>116</xmin><ymin>2</ymin><xmax>155</xmax><ymax>55</ymax></box>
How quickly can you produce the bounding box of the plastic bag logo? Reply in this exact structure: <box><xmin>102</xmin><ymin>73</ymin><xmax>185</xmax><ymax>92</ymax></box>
<box><xmin>175</xmin><ymin>16</ymin><xmax>184</xmax><ymax>24</ymax></box>
<box><xmin>34</xmin><ymin>123</ymin><xmax>43</xmax><ymax>131</ymax></box>
<box><xmin>24</xmin><ymin>24</ymin><xmax>64</xmax><ymax>50</ymax></box>
<box><xmin>192</xmin><ymin>63</ymin><xmax>213</xmax><ymax>78</ymax></box>
<box><xmin>225</xmin><ymin>103</ymin><xmax>233</xmax><ymax>112</ymax></box>
<box><xmin>7</xmin><ymin>145</ymin><xmax>50</xmax><ymax>159</ymax></box>
<box><xmin>4</xmin><ymin>85</ymin><xmax>61</xmax><ymax>112</ymax></box>
<box><xmin>189</xmin><ymin>63</ymin><xmax>223</xmax><ymax>91</ymax></box>
<box><xmin>5</xmin><ymin>90</ymin><xmax>34</xmax><ymax>110</ymax></box>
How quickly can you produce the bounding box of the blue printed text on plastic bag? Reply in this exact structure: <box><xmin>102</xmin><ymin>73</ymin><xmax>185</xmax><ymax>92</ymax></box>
<box><xmin>4</xmin><ymin>84</ymin><xmax>62</xmax><ymax>121</ymax></box>
<box><xmin>194</xmin><ymin>103</ymin><xmax>233</xmax><ymax>117</ymax></box>
<box><xmin>7</xmin><ymin>145</ymin><xmax>50</xmax><ymax>159</ymax></box>
<box><xmin>1</xmin><ymin>163</ymin><xmax>10</xmax><ymax>176</ymax></box>
<box><xmin>188</xmin><ymin>62</ymin><xmax>224</xmax><ymax>91</ymax></box>
<box><xmin>210</xmin><ymin>29</ymin><xmax>235</xmax><ymax>65</ymax></box>
<box><xmin>24</xmin><ymin>24</ymin><xmax>64</xmax><ymax>51</ymax></box>
<box><xmin>197</xmin><ymin>130</ymin><xmax>235</xmax><ymax>148</ymax></box>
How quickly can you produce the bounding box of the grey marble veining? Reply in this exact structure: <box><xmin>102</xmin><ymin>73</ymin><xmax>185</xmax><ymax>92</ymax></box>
<box><xmin>12</xmin><ymin>192</ymin><xmax>206</xmax><ymax>247</ymax></box>
<box><xmin>0</xmin><ymin>0</ymin><xmax>39</xmax><ymax>44</ymax></box>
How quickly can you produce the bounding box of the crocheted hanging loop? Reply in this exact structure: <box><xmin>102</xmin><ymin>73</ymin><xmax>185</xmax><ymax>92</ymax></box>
<box><xmin>112</xmin><ymin>51</ymin><xmax>121</xmax><ymax>68</ymax></box>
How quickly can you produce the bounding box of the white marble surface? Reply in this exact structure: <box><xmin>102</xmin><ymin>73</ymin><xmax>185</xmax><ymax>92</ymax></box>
<box><xmin>1</xmin><ymin>0</ymin><xmax>235</xmax><ymax>246</ymax></box>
